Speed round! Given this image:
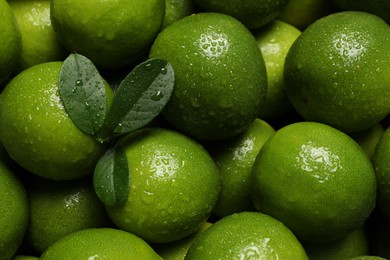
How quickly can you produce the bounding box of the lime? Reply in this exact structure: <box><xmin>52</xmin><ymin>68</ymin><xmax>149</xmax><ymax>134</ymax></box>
<box><xmin>50</xmin><ymin>0</ymin><xmax>165</xmax><ymax>69</ymax></box>
<box><xmin>40</xmin><ymin>228</ymin><xmax>162</xmax><ymax>260</ymax></box>
<box><xmin>0</xmin><ymin>161</ymin><xmax>29</xmax><ymax>260</ymax></box>
<box><xmin>331</xmin><ymin>0</ymin><xmax>390</xmax><ymax>23</ymax></box>
<box><xmin>284</xmin><ymin>11</ymin><xmax>390</xmax><ymax>133</ymax></box>
<box><xmin>372</xmin><ymin>126</ymin><xmax>390</xmax><ymax>219</ymax></box>
<box><xmin>8</xmin><ymin>0</ymin><xmax>67</xmax><ymax>72</ymax></box>
<box><xmin>251</xmin><ymin>122</ymin><xmax>376</xmax><ymax>243</ymax></box>
<box><xmin>0</xmin><ymin>0</ymin><xmax>21</xmax><ymax>85</ymax></box>
<box><xmin>253</xmin><ymin>20</ymin><xmax>301</xmax><ymax>120</ymax></box>
<box><xmin>194</xmin><ymin>0</ymin><xmax>290</xmax><ymax>29</ymax></box>
<box><xmin>278</xmin><ymin>0</ymin><xmax>338</xmax><ymax>30</ymax></box>
<box><xmin>26</xmin><ymin>176</ymin><xmax>111</xmax><ymax>253</ymax></box>
<box><xmin>206</xmin><ymin>118</ymin><xmax>275</xmax><ymax>218</ymax></box>
<box><xmin>0</xmin><ymin>62</ymin><xmax>107</xmax><ymax>180</ymax></box>
<box><xmin>185</xmin><ymin>212</ymin><xmax>308</xmax><ymax>259</ymax></box>
<box><xmin>150</xmin><ymin>12</ymin><xmax>267</xmax><ymax>140</ymax></box>
<box><xmin>161</xmin><ymin>0</ymin><xmax>196</xmax><ymax>30</ymax></box>
<box><xmin>303</xmin><ymin>227</ymin><xmax>370</xmax><ymax>259</ymax></box>
<box><xmin>105</xmin><ymin>128</ymin><xmax>221</xmax><ymax>243</ymax></box>
<box><xmin>349</xmin><ymin>123</ymin><xmax>384</xmax><ymax>161</ymax></box>
<box><xmin>153</xmin><ymin>222</ymin><xmax>212</xmax><ymax>260</ymax></box>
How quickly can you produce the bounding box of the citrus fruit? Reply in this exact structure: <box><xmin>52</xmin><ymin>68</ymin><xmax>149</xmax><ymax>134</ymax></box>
<box><xmin>278</xmin><ymin>0</ymin><xmax>338</xmax><ymax>30</ymax></box>
<box><xmin>8</xmin><ymin>0</ymin><xmax>67</xmax><ymax>72</ymax></box>
<box><xmin>331</xmin><ymin>0</ymin><xmax>390</xmax><ymax>23</ymax></box>
<box><xmin>206</xmin><ymin>118</ymin><xmax>275</xmax><ymax>218</ymax></box>
<box><xmin>26</xmin><ymin>176</ymin><xmax>111</xmax><ymax>253</ymax></box>
<box><xmin>0</xmin><ymin>0</ymin><xmax>21</xmax><ymax>85</ymax></box>
<box><xmin>349</xmin><ymin>123</ymin><xmax>384</xmax><ymax>161</ymax></box>
<box><xmin>194</xmin><ymin>0</ymin><xmax>290</xmax><ymax>29</ymax></box>
<box><xmin>185</xmin><ymin>212</ymin><xmax>308</xmax><ymax>259</ymax></box>
<box><xmin>251</xmin><ymin>122</ymin><xmax>376</xmax><ymax>243</ymax></box>
<box><xmin>372</xmin><ymin>126</ymin><xmax>390</xmax><ymax>219</ymax></box>
<box><xmin>40</xmin><ymin>228</ymin><xmax>162</xmax><ymax>260</ymax></box>
<box><xmin>50</xmin><ymin>0</ymin><xmax>165</xmax><ymax>69</ymax></box>
<box><xmin>161</xmin><ymin>0</ymin><xmax>196</xmax><ymax>30</ymax></box>
<box><xmin>0</xmin><ymin>62</ymin><xmax>107</xmax><ymax>180</ymax></box>
<box><xmin>0</xmin><ymin>161</ymin><xmax>29</xmax><ymax>260</ymax></box>
<box><xmin>303</xmin><ymin>227</ymin><xmax>370</xmax><ymax>260</ymax></box>
<box><xmin>284</xmin><ymin>11</ymin><xmax>390</xmax><ymax>133</ymax></box>
<box><xmin>149</xmin><ymin>12</ymin><xmax>267</xmax><ymax>140</ymax></box>
<box><xmin>153</xmin><ymin>222</ymin><xmax>212</xmax><ymax>260</ymax></box>
<box><xmin>253</xmin><ymin>20</ymin><xmax>301</xmax><ymax>120</ymax></box>
<box><xmin>105</xmin><ymin>128</ymin><xmax>221</xmax><ymax>244</ymax></box>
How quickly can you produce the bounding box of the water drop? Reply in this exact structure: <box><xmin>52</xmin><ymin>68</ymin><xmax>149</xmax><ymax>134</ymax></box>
<box><xmin>151</xmin><ymin>91</ymin><xmax>164</xmax><ymax>101</ymax></box>
<box><xmin>75</xmin><ymin>79</ymin><xmax>83</xmax><ymax>86</ymax></box>
<box><xmin>160</xmin><ymin>67</ymin><xmax>167</xmax><ymax>75</ymax></box>
<box><xmin>145</xmin><ymin>63</ymin><xmax>152</xmax><ymax>71</ymax></box>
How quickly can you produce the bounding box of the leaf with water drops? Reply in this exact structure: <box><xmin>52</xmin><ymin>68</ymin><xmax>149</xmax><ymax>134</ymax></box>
<box><xmin>106</xmin><ymin>58</ymin><xmax>174</xmax><ymax>134</ymax></box>
<box><xmin>59</xmin><ymin>53</ymin><xmax>107</xmax><ymax>135</ymax></box>
<box><xmin>93</xmin><ymin>145</ymin><xmax>130</xmax><ymax>206</ymax></box>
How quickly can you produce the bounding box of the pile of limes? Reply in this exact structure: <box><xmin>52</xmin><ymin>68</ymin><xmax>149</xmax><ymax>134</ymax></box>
<box><xmin>2</xmin><ymin>0</ymin><xmax>390</xmax><ymax>259</ymax></box>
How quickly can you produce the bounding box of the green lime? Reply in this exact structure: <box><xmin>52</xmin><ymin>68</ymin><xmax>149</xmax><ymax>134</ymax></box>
<box><xmin>161</xmin><ymin>0</ymin><xmax>196</xmax><ymax>30</ymax></box>
<box><xmin>0</xmin><ymin>0</ymin><xmax>21</xmax><ymax>85</ymax></box>
<box><xmin>26</xmin><ymin>176</ymin><xmax>111</xmax><ymax>253</ymax></box>
<box><xmin>153</xmin><ymin>222</ymin><xmax>212</xmax><ymax>260</ymax></box>
<box><xmin>303</xmin><ymin>227</ymin><xmax>370</xmax><ymax>259</ymax></box>
<box><xmin>0</xmin><ymin>62</ymin><xmax>107</xmax><ymax>180</ymax></box>
<box><xmin>349</xmin><ymin>123</ymin><xmax>384</xmax><ymax>161</ymax></box>
<box><xmin>253</xmin><ymin>20</ymin><xmax>301</xmax><ymax>120</ymax></box>
<box><xmin>251</xmin><ymin>122</ymin><xmax>376</xmax><ymax>243</ymax></box>
<box><xmin>206</xmin><ymin>118</ymin><xmax>275</xmax><ymax>218</ymax></box>
<box><xmin>150</xmin><ymin>12</ymin><xmax>267</xmax><ymax>140</ymax></box>
<box><xmin>194</xmin><ymin>0</ymin><xmax>290</xmax><ymax>29</ymax></box>
<box><xmin>331</xmin><ymin>0</ymin><xmax>390</xmax><ymax>23</ymax></box>
<box><xmin>284</xmin><ymin>11</ymin><xmax>390</xmax><ymax>133</ymax></box>
<box><xmin>50</xmin><ymin>0</ymin><xmax>165</xmax><ymax>69</ymax></box>
<box><xmin>40</xmin><ymin>228</ymin><xmax>162</xmax><ymax>260</ymax></box>
<box><xmin>372</xmin><ymin>126</ymin><xmax>390</xmax><ymax>219</ymax></box>
<box><xmin>8</xmin><ymin>0</ymin><xmax>67</xmax><ymax>72</ymax></box>
<box><xmin>0</xmin><ymin>161</ymin><xmax>29</xmax><ymax>260</ymax></box>
<box><xmin>185</xmin><ymin>212</ymin><xmax>308</xmax><ymax>259</ymax></box>
<box><xmin>105</xmin><ymin>128</ymin><xmax>221</xmax><ymax>243</ymax></box>
<box><xmin>278</xmin><ymin>0</ymin><xmax>338</xmax><ymax>30</ymax></box>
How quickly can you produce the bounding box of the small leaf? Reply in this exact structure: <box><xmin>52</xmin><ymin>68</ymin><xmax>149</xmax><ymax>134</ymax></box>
<box><xmin>93</xmin><ymin>146</ymin><xmax>130</xmax><ymax>206</ymax></box>
<box><xmin>59</xmin><ymin>53</ymin><xmax>107</xmax><ymax>135</ymax></box>
<box><xmin>106</xmin><ymin>58</ymin><xmax>175</xmax><ymax>134</ymax></box>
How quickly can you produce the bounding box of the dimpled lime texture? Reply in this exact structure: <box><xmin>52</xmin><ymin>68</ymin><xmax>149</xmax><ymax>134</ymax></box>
<box><xmin>27</xmin><ymin>178</ymin><xmax>110</xmax><ymax>253</ymax></box>
<box><xmin>0</xmin><ymin>0</ymin><xmax>21</xmax><ymax>85</ymax></box>
<box><xmin>284</xmin><ymin>11</ymin><xmax>390</xmax><ymax>133</ymax></box>
<box><xmin>150</xmin><ymin>13</ymin><xmax>267</xmax><ymax>141</ymax></box>
<box><xmin>251</xmin><ymin>122</ymin><xmax>376</xmax><ymax>243</ymax></box>
<box><xmin>40</xmin><ymin>228</ymin><xmax>162</xmax><ymax>260</ymax></box>
<box><xmin>106</xmin><ymin>128</ymin><xmax>221</xmax><ymax>244</ymax></box>
<box><xmin>194</xmin><ymin>0</ymin><xmax>290</xmax><ymax>29</ymax></box>
<box><xmin>0</xmin><ymin>161</ymin><xmax>29</xmax><ymax>260</ymax></box>
<box><xmin>8</xmin><ymin>0</ymin><xmax>67</xmax><ymax>72</ymax></box>
<box><xmin>50</xmin><ymin>0</ymin><xmax>165</xmax><ymax>69</ymax></box>
<box><xmin>0</xmin><ymin>62</ymin><xmax>105</xmax><ymax>180</ymax></box>
<box><xmin>186</xmin><ymin>212</ymin><xmax>308</xmax><ymax>259</ymax></box>
<box><xmin>372</xmin><ymin>127</ymin><xmax>390</xmax><ymax>219</ymax></box>
<box><xmin>210</xmin><ymin>119</ymin><xmax>275</xmax><ymax>218</ymax></box>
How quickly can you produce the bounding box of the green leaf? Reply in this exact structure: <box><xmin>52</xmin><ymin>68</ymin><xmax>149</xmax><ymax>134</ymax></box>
<box><xmin>59</xmin><ymin>53</ymin><xmax>107</xmax><ymax>135</ymax></box>
<box><xmin>93</xmin><ymin>146</ymin><xmax>130</xmax><ymax>206</ymax></box>
<box><xmin>106</xmin><ymin>58</ymin><xmax>174</xmax><ymax>134</ymax></box>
